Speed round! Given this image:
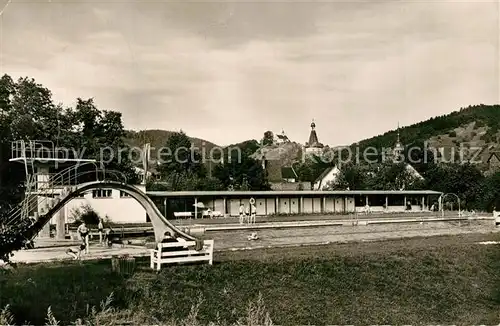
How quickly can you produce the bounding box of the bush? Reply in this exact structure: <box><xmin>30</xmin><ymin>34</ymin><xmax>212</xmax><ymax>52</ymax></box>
<box><xmin>70</xmin><ymin>204</ymin><xmax>101</xmax><ymax>226</ymax></box>
<box><xmin>448</xmin><ymin>130</ymin><xmax>457</xmax><ymax>137</ymax></box>
<box><xmin>0</xmin><ymin>292</ymin><xmax>273</xmax><ymax>326</ymax></box>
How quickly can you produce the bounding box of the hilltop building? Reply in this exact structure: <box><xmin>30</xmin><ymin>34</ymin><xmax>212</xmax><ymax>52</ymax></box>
<box><xmin>487</xmin><ymin>152</ymin><xmax>500</xmax><ymax>174</ymax></box>
<box><xmin>386</xmin><ymin>124</ymin><xmax>424</xmax><ymax>186</ymax></box>
<box><xmin>387</xmin><ymin>123</ymin><xmax>405</xmax><ymax>162</ymax></box>
<box><xmin>304</xmin><ymin>120</ymin><xmax>324</xmax><ymax>155</ymax></box>
<box><xmin>275</xmin><ymin>129</ymin><xmax>290</xmax><ymax>145</ymax></box>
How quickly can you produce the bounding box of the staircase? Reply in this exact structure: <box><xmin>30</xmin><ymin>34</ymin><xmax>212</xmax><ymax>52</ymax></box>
<box><xmin>3</xmin><ymin>162</ymin><xmax>103</xmax><ymax>237</ymax></box>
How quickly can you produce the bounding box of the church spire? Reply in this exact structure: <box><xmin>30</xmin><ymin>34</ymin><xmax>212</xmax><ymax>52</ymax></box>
<box><xmin>392</xmin><ymin>122</ymin><xmax>403</xmax><ymax>161</ymax></box>
<box><xmin>396</xmin><ymin>122</ymin><xmax>401</xmax><ymax>145</ymax></box>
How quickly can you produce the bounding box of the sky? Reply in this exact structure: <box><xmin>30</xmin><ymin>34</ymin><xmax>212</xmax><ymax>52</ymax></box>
<box><xmin>0</xmin><ymin>0</ymin><xmax>498</xmax><ymax>147</ymax></box>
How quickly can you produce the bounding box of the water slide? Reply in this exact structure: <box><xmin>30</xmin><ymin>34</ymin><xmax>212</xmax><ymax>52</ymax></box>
<box><xmin>27</xmin><ymin>181</ymin><xmax>199</xmax><ymax>244</ymax></box>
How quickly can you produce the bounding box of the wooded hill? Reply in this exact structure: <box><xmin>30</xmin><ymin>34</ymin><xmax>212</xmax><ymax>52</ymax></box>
<box><xmin>353</xmin><ymin>104</ymin><xmax>500</xmax><ymax>167</ymax></box>
<box><xmin>124</xmin><ymin>104</ymin><xmax>500</xmax><ymax>171</ymax></box>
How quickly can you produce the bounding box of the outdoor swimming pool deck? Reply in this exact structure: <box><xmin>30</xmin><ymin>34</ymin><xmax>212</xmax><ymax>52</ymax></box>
<box><xmin>9</xmin><ymin>219</ymin><xmax>497</xmax><ymax>264</ymax></box>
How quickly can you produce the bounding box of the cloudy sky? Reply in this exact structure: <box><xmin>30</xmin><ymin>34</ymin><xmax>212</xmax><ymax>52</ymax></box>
<box><xmin>0</xmin><ymin>0</ymin><xmax>498</xmax><ymax>146</ymax></box>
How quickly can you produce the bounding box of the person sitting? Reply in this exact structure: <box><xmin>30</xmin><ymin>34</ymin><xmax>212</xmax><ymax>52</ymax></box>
<box><xmin>66</xmin><ymin>242</ymin><xmax>86</xmax><ymax>260</ymax></box>
<box><xmin>161</xmin><ymin>231</ymin><xmax>183</xmax><ymax>251</ymax></box>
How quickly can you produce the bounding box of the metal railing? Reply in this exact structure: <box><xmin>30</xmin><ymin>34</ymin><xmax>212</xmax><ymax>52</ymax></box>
<box><xmin>11</xmin><ymin>140</ymin><xmax>92</xmax><ymax>161</ymax></box>
<box><xmin>3</xmin><ymin>167</ymin><xmax>127</xmax><ymax>227</ymax></box>
<box><xmin>3</xmin><ymin>162</ymin><xmax>100</xmax><ymax>224</ymax></box>
<box><xmin>11</xmin><ymin>140</ymin><xmax>55</xmax><ymax>160</ymax></box>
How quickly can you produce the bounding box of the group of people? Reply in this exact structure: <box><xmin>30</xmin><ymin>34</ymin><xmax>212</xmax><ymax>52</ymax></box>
<box><xmin>239</xmin><ymin>203</ymin><xmax>257</xmax><ymax>225</ymax></box>
<box><xmin>66</xmin><ymin>218</ymin><xmax>114</xmax><ymax>260</ymax></box>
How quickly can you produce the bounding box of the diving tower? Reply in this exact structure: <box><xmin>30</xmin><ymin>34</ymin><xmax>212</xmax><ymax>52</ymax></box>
<box><xmin>9</xmin><ymin>140</ymin><xmax>97</xmax><ymax>239</ymax></box>
<box><xmin>6</xmin><ymin>140</ymin><xmax>194</xmax><ymax>246</ymax></box>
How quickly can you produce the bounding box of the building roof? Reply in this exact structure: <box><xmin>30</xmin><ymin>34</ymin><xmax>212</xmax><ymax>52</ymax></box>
<box><xmin>265</xmin><ymin>160</ymin><xmax>282</xmax><ymax>182</ymax></box>
<box><xmin>487</xmin><ymin>152</ymin><xmax>500</xmax><ymax>163</ymax></box>
<box><xmin>314</xmin><ymin>166</ymin><xmax>337</xmax><ymax>184</ymax></box>
<box><xmin>281</xmin><ymin>166</ymin><xmax>297</xmax><ymax>179</ymax></box>
<box><xmin>305</xmin><ymin>120</ymin><xmax>323</xmax><ymax>148</ymax></box>
<box><xmin>147</xmin><ymin>189</ymin><xmax>443</xmax><ymax>197</ymax></box>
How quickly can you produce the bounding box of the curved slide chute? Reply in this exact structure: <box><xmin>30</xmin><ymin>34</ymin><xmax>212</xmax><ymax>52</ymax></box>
<box><xmin>28</xmin><ymin>181</ymin><xmax>198</xmax><ymax>244</ymax></box>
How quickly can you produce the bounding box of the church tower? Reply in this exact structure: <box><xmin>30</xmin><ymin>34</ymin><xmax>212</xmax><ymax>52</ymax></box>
<box><xmin>304</xmin><ymin>119</ymin><xmax>324</xmax><ymax>155</ymax></box>
<box><xmin>390</xmin><ymin>123</ymin><xmax>404</xmax><ymax>161</ymax></box>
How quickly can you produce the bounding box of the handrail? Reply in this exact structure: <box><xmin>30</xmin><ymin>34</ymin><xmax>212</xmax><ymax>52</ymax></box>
<box><xmin>11</xmin><ymin>140</ymin><xmax>55</xmax><ymax>159</ymax></box>
<box><xmin>5</xmin><ymin>166</ymin><xmax>96</xmax><ymax>221</ymax></box>
<box><xmin>24</xmin><ymin>180</ymin><xmax>197</xmax><ymax>243</ymax></box>
<box><xmin>4</xmin><ymin>162</ymin><xmax>99</xmax><ymax>222</ymax></box>
<box><xmin>4</xmin><ymin>168</ymin><xmax>127</xmax><ymax>226</ymax></box>
<box><xmin>5</xmin><ymin>161</ymin><xmax>98</xmax><ymax>217</ymax></box>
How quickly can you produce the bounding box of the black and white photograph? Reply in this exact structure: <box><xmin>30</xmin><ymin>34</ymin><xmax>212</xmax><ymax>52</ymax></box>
<box><xmin>0</xmin><ymin>0</ymin><xmax>499</xmax><ymax>324</ymax></box>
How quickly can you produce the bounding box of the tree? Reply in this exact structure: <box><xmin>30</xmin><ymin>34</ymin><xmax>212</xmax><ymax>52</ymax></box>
<box><xmin>0</xmin><ymin>74</ymin><xmax>140</xmax><ymax>261</ymax></box>
<box><xmin>367</xmin><ymin>162</ymin><xmax>425</xmax><ymax>191</ymax></box>
<box><xmin>262</xmin><ymin>131</ymin><xmax>274</xmax><ymax>146</ymax></box>
<box><xmin>294</xmin><ymin>155</ymin><xmax>332</xmax><ymax>183</ymax></box>
<box><xmin>325</xmin><ymin>163</ymin><xmax>369</xmax><ymax>190</ymax></box>
<box><xmin>156</xmin><ymin>131</ymin><xmax>206</xmax><ymax>191</ymax></box>
<box><xmin>423</xmin><ymin>162</ymin><xmax>484</xmax><ymax>209</ymax></box>
<box><xmin>213</xmin><ymin>150</ymin><xmax>270</xmax><ymax>191</ymax></box>
<box><xmin>475</xmin><ymin>172</ymin><xmax>500</xmax><ymax>212</ymax></box>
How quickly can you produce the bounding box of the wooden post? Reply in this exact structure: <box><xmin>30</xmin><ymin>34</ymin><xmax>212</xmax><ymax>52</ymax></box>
<box><xmin>56</xmin><ymin>198</ymin><xmax>65</xmax><ymax>240</ymax></box>
<box><xmin>223</xmin><ymin>197</ymin><xmax>227</xmax><ymax>217</ymax></box>
<box><xmin>163</xmin><ymin>197</ymin><xmax>167</xmax><ymax>217</ymax></box>
<box><xmin>194</xmin><ymin>197</ymin><xmax>198</xmax><ymax>219</ymax></box>
<box><xmin>322</xmin><ymin>197</ymin><xmax>326</xmax><ymax>214</ymax></box>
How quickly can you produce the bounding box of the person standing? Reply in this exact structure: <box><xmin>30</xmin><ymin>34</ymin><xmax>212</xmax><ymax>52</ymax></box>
<box><xmin>239</xmin><ymin>203</ymin><xmax>245</xmax><ymax>225</ymax></box>
<box><xmin>250</xmin><ymin>203</ymin><xmax>256</xmax><ymax>224</ymax></box>
<box><xmin>77</xmin><ymin>222</ymin><xmax>90</xmax><ymax>254</ymax></box>
<box><xmin>98</xmin><ymin>218</ymin><xmax>104</xmax><ymax>246</ymax></box>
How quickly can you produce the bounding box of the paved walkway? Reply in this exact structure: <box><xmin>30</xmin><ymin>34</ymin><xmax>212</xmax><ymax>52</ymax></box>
<box><xmin>9</xmin><ymin>221</ymin><xmax>498</xmax><ymax>264</ymax></box>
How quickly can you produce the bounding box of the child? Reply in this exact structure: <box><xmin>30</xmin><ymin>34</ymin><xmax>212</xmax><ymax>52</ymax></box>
<box><xmin>66</xmin><ymin>242</ymin><xmax>86</xmax><ymax>260</ymax></box>
<box><xmin>247</xmin><ymin>232</ymin><xmax>259</xmax><ymax>241</ymax></box>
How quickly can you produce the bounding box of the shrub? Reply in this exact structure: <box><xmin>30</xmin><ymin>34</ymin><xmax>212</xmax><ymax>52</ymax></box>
<box><xmin>0</xmin><ymin>292</ymin><xmax>274</xmax><ymax>326</ymax></box>
<box><xmin>70</xmin><ymin>204</ymin><xmax>101</xmax><ymax>226</ymax></box>
<box><xmin>448</xmin><ymin>131</ymin><xmax>457</xmax><ymax>137</ymax></box>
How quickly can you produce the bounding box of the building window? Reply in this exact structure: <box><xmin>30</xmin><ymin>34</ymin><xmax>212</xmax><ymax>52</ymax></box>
<box><xmin>92</xmin><ymin>189</ymin><xmax>112</xmax><ymax>198</ymax></box>
<box><xmin>120</xmin><ymin>191</ymin><xmax>131</xmax><ymax>198</ymax></box>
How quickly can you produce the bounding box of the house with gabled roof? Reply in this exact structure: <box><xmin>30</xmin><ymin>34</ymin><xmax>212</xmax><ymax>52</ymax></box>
<box><xmin>314</xmin><ymin>166</ymin><xmax>341</xmax><ymax>190</ymax></box>
<box><xmin>487</xmin><ymin>151</ymin><xmax>500</xmax><ymax>174</ymax></box>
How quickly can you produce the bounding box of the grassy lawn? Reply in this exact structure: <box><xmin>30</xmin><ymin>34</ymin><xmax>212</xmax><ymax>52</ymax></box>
<box><xmin>2</xmin><ymin>234</ymin><xmax>500</xmax><ymax>325</ymax></box>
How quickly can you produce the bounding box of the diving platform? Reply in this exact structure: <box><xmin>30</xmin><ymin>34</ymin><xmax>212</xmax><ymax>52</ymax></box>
<box><xmin>9</xmin><ymin>140</ymin><xmax>96</xmax><ymax>164</ymax></box>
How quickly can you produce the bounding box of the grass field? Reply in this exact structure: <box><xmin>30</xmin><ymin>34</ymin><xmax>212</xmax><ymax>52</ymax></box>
<box><xmin>2</xmin><ymin>233</ymin><xmax>500</xmax><ymax>325</ymax></box>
